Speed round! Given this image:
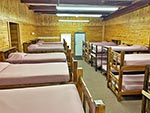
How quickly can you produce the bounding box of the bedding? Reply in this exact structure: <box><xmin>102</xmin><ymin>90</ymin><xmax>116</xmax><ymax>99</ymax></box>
<box><xmin>27</xmin><ymin>44</ymin><xmax>64</xmax><ymax>52</ymax></box>
<box><xmin>105</xmin><ymin>45</ymin><xmax>148</xmax><ymax>52</ymax></box>
<box><xmin>0</xmin><ymin>62</ymin><xmax>69</xmax><ymax>86</ymax></box>
<box><xmin>6</xmin><ymin>52</ymin><xmax>66</xmax><ymax>63</ymax></box>
<box><xmin>124</xmin><ymin>54</ymin><xmax>150</xmax><ymax>66</ymax></box>
<box><xmin>0</xmin><ymin>84</ymin><xmax>84</xmax><ymax>113</ymax></box>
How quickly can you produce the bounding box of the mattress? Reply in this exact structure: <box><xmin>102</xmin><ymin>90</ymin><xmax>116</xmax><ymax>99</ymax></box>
<box><xmin>6</xmin><ymin>52</ymin><xmax>66</xmax><ymax>63</ymax></box>
<box><xmin>27</xmin><ymin>44</ymin><xmax>64</xmax><ymax>52</ymax></box>
<box><xmin>0</xmin><ymin>62</ymin><xmax>69</xmax><ymax>86</ymax></box>
<box><xmin>0</xmin><ymin>84</ymin><xmax>84</xmax><ymax>113</ymax></box>
<box><xmin>124</xmin><ymin>54</ymin><xmax>150</xmax><ymax>66</ymax></box>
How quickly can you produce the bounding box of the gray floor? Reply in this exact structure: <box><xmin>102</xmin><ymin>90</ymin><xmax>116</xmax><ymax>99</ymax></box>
<box><xmin>78</xmin><ymin>60</ymin><xmax>142</xmax><ymax>113</ymax></box>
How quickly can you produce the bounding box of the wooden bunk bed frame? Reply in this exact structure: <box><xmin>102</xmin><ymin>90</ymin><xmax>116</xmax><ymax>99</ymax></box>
<box><xmin>141</xmin><ymin>65</ymin><xmax>150</xmax><ymax>113</ymax></box>
<box><xmin>82</xmin><ymin>41</ymin><xmax>91</xmax><ymax>63</ymax></box>
<box><xmin>107</xmin><ymin>48</ymin><xmax>145</xmax><ymax>101</ymax></box>
<box><xmin>90</xmin><ymin>40</ymin><xmax>121</xmax><ymax>71</ymax></box>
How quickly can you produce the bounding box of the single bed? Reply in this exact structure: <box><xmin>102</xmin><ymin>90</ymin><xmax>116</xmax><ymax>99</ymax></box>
<box><xmin>0</xmin><ymin>68</ymin><xmax>105</xmax><ymax>113</ymax></box>
<box><xmin>107</xmin><ymin>48</ymin><xmax>150</xmax><ymax>101</ymax></box>
<box><xmin>0</xmin><ymin>61</ymin><xmax>74</xmax><ymax>88</ymax></box>
<box><xmin>23</xmin><ymin>39</ymin><xmax>67</xmax><ymax>53</ymax></box>
<box><xmin>0</xmin><ymin>47</ymin><xmax>73</xmax><ymax>65</ymax></box>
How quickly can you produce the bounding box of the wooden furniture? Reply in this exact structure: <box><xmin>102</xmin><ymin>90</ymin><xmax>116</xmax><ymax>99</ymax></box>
<box><xmin>101</xmin><ymin>44</ymin><xmax>149</xmax><ymax>75</ymax></box>
<box><xmin>141</xmin><ymin>65</ymin><xmax>150</xmax><ymax>113</ymax></box>
<box><xmin>0</xmin><ymin>57</ymin><xmax>79</xmax><ymax>89</ymax></box>
<box><xmin>82</xmin><ymin>41</ymin><xmax>91</xmax><ymax>63</ymax></box>
<box><xmin>23</xmin><ymin>39</ymin><xmax>67</xmax><ymax>53</ymax></box>
<box><xmin>0</xmin><ymin>47</ymin><xmax>16</xmax><ymax>62</ymax></box>
<box><xmin>0</xmin><ymin>67</ymin><xmax>105</xmax><ymax>113</ymax></box>
<box><xmin>107</xmin><ymin>48</ymin><xmax>146</xmax><ymax>101</ymax></box>
<box><xmin>0</xmin><ymin>47</ymin><xmax>71</xmax><ymax>65</ymax></box>
<box><xmin>90</xmin><ymin>40</ymin><xmax>120</xmax><ymax>71</ymax></box>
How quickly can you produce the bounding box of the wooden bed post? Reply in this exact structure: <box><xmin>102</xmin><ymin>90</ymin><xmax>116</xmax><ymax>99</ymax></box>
<box><xmin>73</xmin><ymin>60</ymin><xmax>78</xmax><ymax>82</ymax></box>
<box><xmin>117</xmin><ymin>51</ymin><xmax>125</xmax><ymax>101</ymax></box>
<box><xmin>0</xmin><ymin>52</ymin><xmax>5</xmax><ymax>61</ymax></box>
<box><xmin>107</xmin><ymin>48</ymin><xmax>111</xmax><ymax>87</ymax></box>
<box><xmin>77</xmin><ymin>67</ymin><xmax>83</xmax><ymax>100</ymax></box>
<box><xmin>94</xmin><ymin>100</ymin><xmax>105</xmax><ymax>113</ymax></box>
<box><xmin>141</xmin><ymin>65</ymin><xmax>150</xmax><ymax>113</ymax></box>
<box><xmin>23</xmin><ymin>42</ymin><xmax>29</xmax><ymax>53</ymax></box>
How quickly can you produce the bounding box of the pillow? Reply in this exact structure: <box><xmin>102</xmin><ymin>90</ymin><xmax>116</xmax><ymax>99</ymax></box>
<box><xmin>106</xmin><ymin>42</ymin><xmax>117</xmax><ymax>46</ymax></box>
<box><xmin>29</xmin><ymin>44</ymin><xmax>38</xmax><ymax>48</ymax></box>
<box><xmin>0</xmin><ymin>62</ymin><xmax>9</xmax><ymax>72</ymax></box>
<box><xmin>8</xmin><ymin>52</ymin><xmax>26</xmax><ymax>60</ymax></box>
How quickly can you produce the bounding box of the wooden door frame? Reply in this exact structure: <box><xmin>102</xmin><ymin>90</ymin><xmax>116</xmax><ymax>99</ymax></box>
<box><xmin>8</xmin><ymin>22</ymin><xmax>21</xmax><ymax>51</ymax></box>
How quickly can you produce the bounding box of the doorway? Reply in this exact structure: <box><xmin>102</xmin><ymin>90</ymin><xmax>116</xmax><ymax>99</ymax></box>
<box><xmin>9</xmin><ymin>22</ymin><xmax>20</xmax><ymax>51</ymax></box>
<box><xmin>61</xmin><ymin>33</ymin><xmax>72</xmax><ymax>49</ymax></box>
<box><xmin>74</xmin><ymin>32</ymin><xmax>86</xmax><ymax>59</ymax></box>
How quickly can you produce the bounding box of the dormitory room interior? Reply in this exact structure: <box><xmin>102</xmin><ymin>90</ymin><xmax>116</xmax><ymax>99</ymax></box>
<box><xmin>0</xmin><ymin>0</ymin><xmax>150</xmax><ymax>113</ymax></box>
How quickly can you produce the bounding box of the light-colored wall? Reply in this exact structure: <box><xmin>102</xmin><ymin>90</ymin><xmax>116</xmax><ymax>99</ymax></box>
<box><xmin>104</xmin><ymin>5</ymin><xmax>150</xmax><ymax>46</ymax></box>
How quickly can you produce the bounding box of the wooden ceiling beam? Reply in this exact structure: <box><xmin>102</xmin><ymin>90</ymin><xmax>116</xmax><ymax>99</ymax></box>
<box><xmin>21</xmin><ymin>0</ymin><xmax>57</xmax><ymax>4</ymax></box>
<box><xmin>29</xmin><ymin>5</ymin><xmax>56</xmax><ymax>11</ymax></box>
<box><xmin>21</xmin><ymin>0</ymin><xmax>133</xmax><ymax>6</ymax></box>
<box><xmin>103</xmin><ymin>0</ymin><xmax>150</xmax><ymax>21</ymax></box>
<box><xmin>34</xmin><ymin>11</ymin><xmax>57</xmax><ymax>14</ymax></box>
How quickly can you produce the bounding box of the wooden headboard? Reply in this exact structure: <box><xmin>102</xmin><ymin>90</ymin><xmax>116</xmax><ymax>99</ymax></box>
<box><xmin>112</xmin><ymin>39</ymin><xmax>121</xmax><ymax>45</ymax></box>
<box><xmin>0</xmin><ymin>47</ymin><xmax>16</xmax><ymax>61</ymax></box>
<box><xmin>23</xmin><ymin>41</ymin><xmax>32</xmax><ymax>53</ymax></box>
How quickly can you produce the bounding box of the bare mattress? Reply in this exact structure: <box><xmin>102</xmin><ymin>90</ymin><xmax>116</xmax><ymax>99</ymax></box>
<box><xmin>0</xmin><ymin>62</ymin><xmax>69</xmax><ymax>86</ymax></box>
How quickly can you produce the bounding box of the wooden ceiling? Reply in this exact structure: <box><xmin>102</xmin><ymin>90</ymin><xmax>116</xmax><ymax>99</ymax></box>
<box><xmin>20</xmin><ymin>0</ymin><xmax>145</xmax><ymax>18</ymax></box>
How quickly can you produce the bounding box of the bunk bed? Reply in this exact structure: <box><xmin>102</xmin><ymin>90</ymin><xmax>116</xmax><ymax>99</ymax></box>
<box><xmin>0</xmin><ymin>47</ymin><xmax>71</xmax><ymax>64</ymax></box>
<box><xmin>107</xmin><ymin>48</ymin><xmax>150</xmax><ymax>101</ymax></box>
<box><xmin>82</xmin><ymin>41</ymin><xmax>91</xmax><ymax>63</ymax></box>
<box><xmin>141</xmin><ymin>65</ymin><xmax>150</xmax><ymax>113</ymax></box>
<box><xmin>0</xmin><ymin>68</ymin><xmax>105</xmax><ymax>113</ymax></box>
<box><xmin>90</xmin><ymin>40</ymin><xmax>121</xmax><ymax>71</ymax></box>
<box><xmin>101</xmin><ymin>44</ymin><xmax>149</xmax><ymax>74</ymax></box>
<box><xmin>23</xmin><ymin>39</ymin><xmax>67</xmax><ymax>53</ymax></box>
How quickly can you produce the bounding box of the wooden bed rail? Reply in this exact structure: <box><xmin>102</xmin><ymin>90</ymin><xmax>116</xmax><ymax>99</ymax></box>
<box><xmin>77</xmin><ymin>68</ymin><xmax>105</xmax><ymax>113</ymax></box>
<box><xmin>0</xmin><ymin>47</ymin><xmax>16</xmax><ymax>61</ymax></box>
<box><xmin>141</xmin><ymin>65</ymin><xmax>150</xmax><ymax>113</ymax></box>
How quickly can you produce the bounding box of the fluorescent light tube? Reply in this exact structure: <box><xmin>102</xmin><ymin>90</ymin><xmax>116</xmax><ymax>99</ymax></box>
<box><xmin>56</xmin><ymin>5</ymin><xmax>118</xmax><ymax>12</ymax></box>
<box><xmin>58</xmin><ymin>20</ymin><xmax>90</xmax><ymax>23</ymax></box>
<box><xmin>56</xmin><ymin>13</ymin><xmax>102</xmax><ymax>17</ymax></box>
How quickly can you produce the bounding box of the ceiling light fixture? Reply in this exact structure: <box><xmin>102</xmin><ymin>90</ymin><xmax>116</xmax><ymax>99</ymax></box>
<box><xmin>56</xmin><ymin>5</ymin><xmax>119</xmax><ymax>12</ymax></box>
<box><xmin>56</xmin><ymin>13</ymin><xmax>102</xmax><ymax>17</ymax></box>
<box><xmin>58</xmin><ymin>20</ymin><xmax>90</xmax><ymax>23</ymax></box>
